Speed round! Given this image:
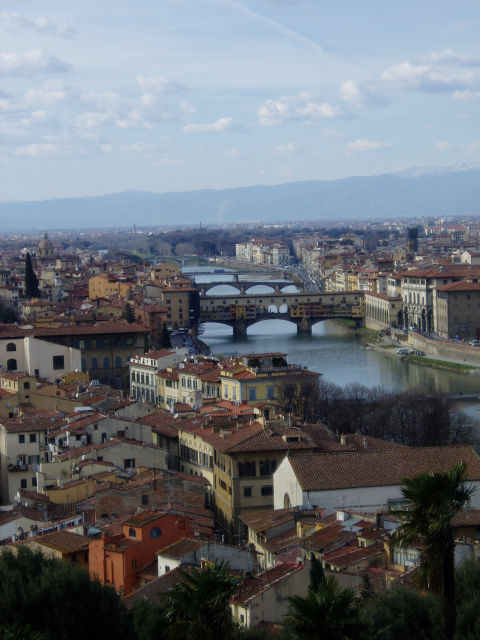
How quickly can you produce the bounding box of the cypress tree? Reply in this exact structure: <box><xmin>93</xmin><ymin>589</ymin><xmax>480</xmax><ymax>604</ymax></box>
<box><xmin>160</xmin><ymin>322</ymin><xmax>172</xmax><ymax>348</ymax></box>
<box><xmin>24</xmin><ymin>253</ymin><xmax>39</xmax><ymax>299</ymax></box>
<box><xmin>309</xmin><ymin>551</ymin><xmax>325</xmax><ymax>591</ymax></box>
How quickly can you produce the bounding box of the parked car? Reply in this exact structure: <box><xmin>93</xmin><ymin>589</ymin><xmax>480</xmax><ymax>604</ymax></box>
<box><xmin>415</xmin><ymin>350</ymin><xmax>425</xmax><ymax>356</ymax></box>
<box><xmin>469</xmin><ymin>340</ymin><xmax>479</xmax><ymax>346</ymax></box>
<box><xmin>396</xmin><ymin>348</ymin><xmax>409</xmax><ymax>355</ymax></box>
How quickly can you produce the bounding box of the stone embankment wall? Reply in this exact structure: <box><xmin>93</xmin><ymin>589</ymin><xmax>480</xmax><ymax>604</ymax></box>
<box><xmin>408</xmin><ymin>333</ymin><xmax>480</xmax><ymax>365</ymax></box>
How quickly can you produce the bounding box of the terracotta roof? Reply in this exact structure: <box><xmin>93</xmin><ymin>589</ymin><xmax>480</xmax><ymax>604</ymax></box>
<box><xmin>32</xmin><ymin>529</ymin><xmax>89</xmax><ymax>554</ymax></box>
<box><xmin>0</xmin><ymin>415</ymin><xmax>68</xmax><ymax>433</ymax></box>
<box><xmin>240</xmin><ymin>507</ymin><xmax>295</xmax><ymax>533</ymax></box>
<box><xmin>322</xmin><ymin>541</ymin><xmax>384</xmax><ymax>569</ymax></box>
<box><xmin>232</xmin><ymin>563</ymin><xmax>302</xmax><ymax>604</ymax></box>
<box><xmin>288</xmin><ymin>446</ymin><xmax>480</xmax><ymax>491</ymax></box>
<box><xmin>156</xmin><ymin>537</ymin><xmax>201</xmax><ymax>560</ymax></box>
<box><xmin>436</xmin><ymin>281</ymin><xmax>480</xmax><ymax>292</ymax></box>
<box><xmin>123</xmin><ymin>510</ymin><xmax>166</xmax><ymax>527</ymax></box>
<box><xmin>451</xmin><ymin>509</ymin><xmax>480</xmax><ymax>528</ymax></box>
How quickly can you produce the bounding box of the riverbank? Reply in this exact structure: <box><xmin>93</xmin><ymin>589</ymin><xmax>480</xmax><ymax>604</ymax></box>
<box><xmin>336</xmin><ymin>320</ymin><xmax>480</xmax><ymax>375</ymax></box>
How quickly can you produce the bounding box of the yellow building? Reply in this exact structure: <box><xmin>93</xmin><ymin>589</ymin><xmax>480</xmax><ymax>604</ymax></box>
<box><xmin>88</xmin><ymin>275</ymin><xmax>135</xmax><ymax>300</ymax></box>
<box><xmin>220</xmin><ymin>353</ymin><xmax>320</xmax><ymax>405</ymax></box>
<box><xmin>150</xmin><ymin>262</ymin><xmax>181</xmax><ymax>283</ymax></box>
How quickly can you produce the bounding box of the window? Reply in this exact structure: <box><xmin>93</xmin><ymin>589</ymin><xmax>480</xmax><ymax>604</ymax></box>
<box><xmin>103</xmin><ymin>356</ymin><xmax>110</xmax><ymax>368</ymax></box>
<box><xmin>7</xmin><ymin>359</ymin><xmax>17</xmax><ymax>371</ymax></box>
<box><xmin>6</xmin><ymin>343</ymin><xmax>16</xmax><ymax>352</ymax></box>
<box><xmin>32</xmin><ymin>477</ymin><xmax>37</xmax><ymax>487</ymax></box>
<box><xmin>267</xmin><ymin>386</ymin><xmax>274</xmax><ymax>400</ymax></box>
<box><xmin>261</xmin><ymin>486</ymin><xmax>273</xmax><ymax>496</ymax></box>
<box><xmin>165</xmin><ymin>565</ymin><xmax>170</xmax><ymax>573</ymax></box>
<box><xmin>52</xmin><ymin>355</ymin><xmax>65</xmax><ymax>370</ymax></box>
<box><xmin>131</xmin><ymin>559</ymin><xmax>137</xmax><ymax>569</ymax></box>
<box><xmin>91</xmin><ymin>357</ymin><xmax>98</xmax><ymax>369</ymax></box>
<box><xmin>18</xmin><ymin>434</ymin><xmax>25</xmax><ymax>444</ymax></box>
<box><xmin>243</xmin><ymin>487</ymin><xmax>252</xmax><ymax>498</ymax></box>
<box><xmin>129</xmin><ymin>528</ymin><xmax>136</xmax><ymax>538</ymax></box>
<box><xmin>20</xmin><ymin>479</ymin><xmax>27</xmax><ymax>489</ymax></box>
<box><xmin>24</xmin><ymin>382</ymin><xmax>30</xmax><ymax>390</ymax></box>
<box><xmin>124</xmin><ymin>458</ymin><xmax>136</xmax><ymax>469</ymax></box>
<box><xmin>150</xmin><ymin>527</ymin><xmax>162</xmax><ymax>538</ymax></box>
<box><xmin>142</xmin><ymin>494</ymin><xmax>149</xmax><ymax>505</ymax></box>
<box><xmin>248</xmin><ymin>388</ymin><xmax>256</xmax><ymax>401</ymax></box>
<box><xmin>29</xmin><ymin>434</ymin><xmax>36</xmax><ymax>443</ymax></box>
<box><xmin>115</xmin><ymin>356</ymin><xmax>122</xmax><ymax>367</ymax></box>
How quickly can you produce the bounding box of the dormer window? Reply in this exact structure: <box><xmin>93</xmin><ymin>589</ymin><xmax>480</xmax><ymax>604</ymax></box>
<box><xmin>128</xmin><ymin>527</ymin><xmax>136</xmax><ymax>538</ymax></box>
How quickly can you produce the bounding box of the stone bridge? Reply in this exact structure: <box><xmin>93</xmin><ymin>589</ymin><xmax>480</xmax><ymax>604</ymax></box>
<box><xmin>198</xmin><ymin>290</ymin><xmax>364</xmax><ymax>338</ymax></box>
<box><xmin>197</xmin><ymin>279</ymin><xmax>302</xmax><ymax>296</ymax></box>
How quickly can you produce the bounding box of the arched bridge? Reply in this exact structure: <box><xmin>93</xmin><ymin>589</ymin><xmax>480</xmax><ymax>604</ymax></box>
<box><xmin>197</xmin><ymin>279</ymin><xmax>302</xmax><ymax>296</ymax></box>
<box><xmin>198</xmin><ymin>290</ymin><xmax>364</xmax><ymax>338</ymax></box>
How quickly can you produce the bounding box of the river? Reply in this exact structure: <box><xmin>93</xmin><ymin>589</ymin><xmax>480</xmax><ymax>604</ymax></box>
<box><xmin>185</xmin><ymin>266</ymin><xmax>480</xmax><ymax>399</ymax></box>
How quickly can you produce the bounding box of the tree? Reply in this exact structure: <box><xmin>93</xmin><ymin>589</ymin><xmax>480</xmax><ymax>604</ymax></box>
<box><xmin>122</xmin><ymin>302</ymin><xmax>135</xmax><ymax>323</ymax></box>
<box><xmin>454</xmin><ymin>557</ymin><xmax>480</xmax><ymax>640</ymax></box>
<box><xmin>392</xmin><ymin>462</ymin><xmax>473</xmax><ymax>640</ymax></box>
<box><xmin>361</xmin><ymin>587</ymin><xmax>443</xmax><ymax>640</ymax></box>
<box><xmin>283</xmin><ymin>574</ymin><xmax>364</xmax><ymax>640</ymax></box>
<box><xmin>309</xmin><ymin>553</ymin><xmax>324</xmax><ymax>592</ymax></box>
<box><xmin>0</xmin><ymin>301</ymin><xmax>19</xmax><ymax>323</ymax></box>
<box><xmin>163</xmin><ymin>562</ymin><xmax>239</xmax><ymax>640</ymax></box>
<box><xmin>24</xmin><ymin>253</ymin><xmax>39</xmax><ymax>299</ymax></box>
<box><xmin>0</xmin><ymin>547</ymin><xmax>132</xmax><ymax>640</ymax></box>
<box><xmin>160</xmin><ymin>322</ymin><xmax>172</xmax><ymax>348</ymax></box>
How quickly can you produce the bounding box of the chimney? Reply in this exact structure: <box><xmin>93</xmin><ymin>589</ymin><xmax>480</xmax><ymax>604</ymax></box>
<box><xmin>340</xmin><ymin>434</ymin><xmax>346</xmax><ymax>446</ymax></box>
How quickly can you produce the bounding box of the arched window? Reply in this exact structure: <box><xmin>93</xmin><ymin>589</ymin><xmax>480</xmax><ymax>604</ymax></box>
<box><xmin>128</xmin><ymin>527</ymin><xmax>136</xmax><ymax>538</ymax></box>
<box><xmin>103</xmin><ymin>356</ymin><xmax>110</xmax><ymax>369</ymax></box>
<box><xmin>81</xmin><ymin>358</ymin><xmax>86</xmax><ymax>372</ymax></box>
<box><xmin>7</xmin><ymin>359</ymin><xmax>17</xmax><ymax>371</ymax></box>
<box><xmin>115</xmin><ymin>356</ymin><xmax>122</xmax><ymax>367</ymax></box>
<box><xmin>284</xmin><ymin>493</ymin><xmax>291</xmax><ymax>508</ymax></box>
<box><xmin>6</xmin><ymin>343</ymin><xmax>16</xmax><ymax>352</ymax></box>
<box><xmin>150</xmin><ymin>527</ymin><xmax>162</xmax><ymax>538</ymax></box>
<box><xmin>91</xmin><ymin>357</ymin><xmax>98</xmax><ymax>369</ymax></box>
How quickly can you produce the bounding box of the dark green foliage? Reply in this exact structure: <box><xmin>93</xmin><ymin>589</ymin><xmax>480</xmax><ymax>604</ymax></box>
<box><xmin>309</xmin><ymin>553</ymin><xmax>324</xmax><ymax>592</ymax></box>
<box><xmin>163</xmin><ymin>562</ymin><xmax>240</xmax><ymax>640</ymax></box>
<box><xmin>0</xmin><ymin>547</ymin><xmax>132</xmax><ymax>640</ymax></box>
<box><xmin>0</xmin><ymin>301</ymin><xmax>19</xmax><ymax>323</ymax></box>
<box><xmin>122</xmin><ymin>302</ymin><xmax>135</xmax><ymax>323</ymax></box>
<box><xmin>24</xmin><ymin>253</ymin><xmax>39</xmax><ymax>299</ymax></box>
<box><xmin>455</xmin><ymin>558</ymin><xmax>480</xmax><ymax>640</ymax></box>
<box><xmin>132</xmin><ymin>600</ymin><xmax>167</xmax><ymax>640</ymax></box>
<box><xmin>160</xmin><ymin>322</ymin><xmax>172</xmax><ymax>348</ymax></box>
<box><xmin>283</xmin><ymin>574</ymin><xmax>364</xmax><ymax>640</ymax></box>
<box><xmin>392</xmin><ymin>463</ymin><xmax>473</xmax><ymax>640</ymax></box>
<box><xmin>361</xmin><ymin>587</ymin><xmax>443</xmax><ymax>640</ymax></box>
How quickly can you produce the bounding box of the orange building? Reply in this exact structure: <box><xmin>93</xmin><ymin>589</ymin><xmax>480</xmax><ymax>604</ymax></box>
<box><xmin>89</xmin><ymin>510</ymin><xmax>197</xmax><ymax>595</ymax></box>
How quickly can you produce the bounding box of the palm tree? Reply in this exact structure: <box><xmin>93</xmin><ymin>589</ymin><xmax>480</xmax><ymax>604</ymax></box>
<box><xmin>284</xmin><ymin>574</ymin><xmax>363</xmax><ymax>639</ymax></box>
<box><xmin>164</xmin><ymin>561</ymin><xmax>239</xmax><ymax>640</ymax></box>
<box><xmin>392</xmin><ymin>461</ymin><xmax>473</xmax><ymax>640</ymax></box>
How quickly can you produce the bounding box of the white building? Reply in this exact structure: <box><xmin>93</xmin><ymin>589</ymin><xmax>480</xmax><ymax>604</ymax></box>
<box><xmin>0</xmin><ymin>335</ymin><xmax>81</xmax><ymax>383</ymax></box>
<box><xmin>129</xmin><ymin>347</ymin><xmax>188</xmax><ymax>403</ymax></box>
<box><xmin>274</xmin><ymin>446</ymin><xmax>480</xmax><ymax>515</ymax></box>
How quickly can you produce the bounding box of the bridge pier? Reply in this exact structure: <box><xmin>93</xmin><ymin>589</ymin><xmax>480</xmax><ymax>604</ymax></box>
<box><xmin>233</xmin><ymin>321</ymin><xmax>248</xmax><ymax>340</ymax></box>
<box><xmin>297</xmin><ymin>318</ymin><xmax>312</xmax><ymax>336</ymax></box>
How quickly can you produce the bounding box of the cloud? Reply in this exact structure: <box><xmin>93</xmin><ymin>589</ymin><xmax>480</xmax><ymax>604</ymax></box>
<box><xmin>183</xmin><ymin>117</ymin><xmax>246</xmax><ymax>133</ymax></box>
<box><xmin>0</xmin><ymin>50</ymin><xmax>71</xmax><ymax>75</ymax></box>
<box><xmin>434</xmin><ymin>141</ymin><xmax>452</xmax><ymax>152</ymax></box>
<box><xmin>13</xmin><ymin>143</ymin><xmax>71</xmax><ymax>157</ymax></box>
<box><xmin>454</xmin><ymin>90</ymin><xmax>480</xmax><ymax>101</ymax></box>
<box><xmin>272</xmin><ymin>142</ymin><xmax>298</xmax><ymax>155</ymax></box>
<box><xmin>464</xmin><ymin>142</ymin><xmax>480</xmax><ymax>154</ymax></box>
<box><xmin>345</xmin><ymin>138</ymin><xmax>390</xmax><ymax>156</ymax></box>
<box><xmin>339</xmin><ymin>80</ymin><xmax>390</xmax><ymax>108</ymax></box>
<box><xmin>420</xmin><ymin>49</ymin><xmax>480</xmax><ymax>67</ymax></box>
<box><xmin>222</xmin><ymin>146</ymin><xmax>241</xmax><ymax>157</ymax></box>
<box><xmin>321</xmin><ymin>127</ymin><xmax>344</xmax><ymax>139</ymax></box>
<box><xmin>0</xmin><ymin>11</ymin><xmax>77</xmax><ymax>36</ymax></box>
<box><xmin>380</xmin><ymin>61</ymin><xmax>480</xmax><ymax>92</ymax></box>
<box><xmin>25</xmin><ymin>81</ymin><xmax>71</xmax><ymax>106</ymax></box>
<box><xmin>137</xmin><ymin>75</ymin><xmax>184</xmax><ymax>93</ymax></box>
<box><xmin>258</xmin><ymin>91</ymin><xmax>346</xmax><ymax>126</ymax></box>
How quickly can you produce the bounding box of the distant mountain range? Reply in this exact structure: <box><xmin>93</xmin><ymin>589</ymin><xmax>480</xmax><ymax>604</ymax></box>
<box><xmin>1</xmin><ymin>166</ymin><xmax>480</xmax><ymax>231</ymax></box>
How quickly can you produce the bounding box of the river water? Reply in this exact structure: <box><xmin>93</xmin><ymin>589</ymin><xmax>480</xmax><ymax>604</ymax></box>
<box><xmin>185</xmin><ymin>266</ymin><xmax>480</xmax><ymax>397</ymax></box>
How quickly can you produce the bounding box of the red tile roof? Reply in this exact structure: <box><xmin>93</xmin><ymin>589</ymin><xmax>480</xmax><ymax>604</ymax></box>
<box><xmin>289</xmin><ymin>446</ymin><xmax>480</xmax><ymax>491</ymax></box>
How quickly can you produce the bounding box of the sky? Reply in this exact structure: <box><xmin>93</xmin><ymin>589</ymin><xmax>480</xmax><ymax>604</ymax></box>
<box><xmin>0</xmin><ymin>0</ymin><xmax>479</xmax><ymax>201</ymax></box>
